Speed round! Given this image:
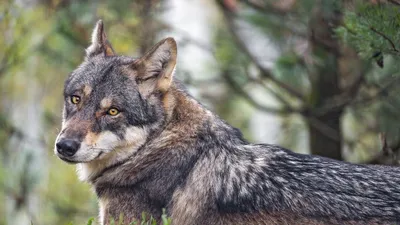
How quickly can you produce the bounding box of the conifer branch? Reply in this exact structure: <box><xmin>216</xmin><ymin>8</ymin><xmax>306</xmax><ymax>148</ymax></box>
<box><xmin>370</xmin><ymin>27</ymin><xmax>399</xmax><ymax>52</ymax></box>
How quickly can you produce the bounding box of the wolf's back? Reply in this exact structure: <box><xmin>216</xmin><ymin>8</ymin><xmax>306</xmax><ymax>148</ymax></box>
<box><xmin>173</xmin><ymin>140</ymin><xmax>400</xmax><ymax>224</ymax></box>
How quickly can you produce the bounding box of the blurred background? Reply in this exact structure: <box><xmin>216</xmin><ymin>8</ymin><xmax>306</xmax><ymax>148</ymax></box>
<box><xmin>1</xmin><ymin>0</ymin><xmax>400</xmax><ymax>224</ymax></box>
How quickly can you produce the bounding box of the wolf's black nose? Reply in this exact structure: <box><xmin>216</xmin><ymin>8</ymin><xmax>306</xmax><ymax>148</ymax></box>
<box><xmin>56</xmin><ymin>139</ymin><xmax>80</xmax><ymax>157</ymax></box>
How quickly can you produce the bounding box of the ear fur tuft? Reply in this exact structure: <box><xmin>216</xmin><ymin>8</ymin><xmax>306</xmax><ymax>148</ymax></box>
<box><xmin>134</xmin><ymin>37</ymin><xmax>177</xmax><ymax>94</ymax></box>
<box><xmin>86</xmin><ymin>20</ymin><xmax>115</xmax><ymax>57</ymax></box>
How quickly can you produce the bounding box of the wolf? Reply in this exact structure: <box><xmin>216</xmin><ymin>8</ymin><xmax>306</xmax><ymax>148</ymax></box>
<box><xmin>54</xmin><ymin>20</ymin><xmax>400</xmax><ymax>225</ymax></box>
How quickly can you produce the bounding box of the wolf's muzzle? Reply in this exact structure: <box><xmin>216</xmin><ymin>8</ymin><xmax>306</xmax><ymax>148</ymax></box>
<box><xmin>56</xmin><ymin>139</ymin><xmax>80</xmax><ymax>157</ymax></box>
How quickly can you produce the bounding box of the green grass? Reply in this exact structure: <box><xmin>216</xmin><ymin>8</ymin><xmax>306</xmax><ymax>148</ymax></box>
<box><xmin>79</xmin><ymin>209</ymin><xmax>171</xmax><ymax>225</ymax></box>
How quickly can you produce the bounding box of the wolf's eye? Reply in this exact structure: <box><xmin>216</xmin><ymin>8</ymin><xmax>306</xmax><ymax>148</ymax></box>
<box><xmin>71</xmin><ymin>95</ymin><xmax>81</xmax><ymax>104</ymax></box>
<box><xmin>107</xmin><ymin>108</ymin><xmax>119</xmax><ymax>116</ymax></box>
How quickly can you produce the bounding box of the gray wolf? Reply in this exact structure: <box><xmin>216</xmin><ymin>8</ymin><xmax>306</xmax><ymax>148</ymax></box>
<box><xmin>54</xmin><ymin>20</ymin><xmax>400</xmax><ymax>225</ymax></box>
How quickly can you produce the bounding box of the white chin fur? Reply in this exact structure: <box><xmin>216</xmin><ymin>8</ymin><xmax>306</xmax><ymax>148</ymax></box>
<box><xmin>76</xmin><ymin>126</ymin><xmax>148</xmax><ymax>182</ymax></box>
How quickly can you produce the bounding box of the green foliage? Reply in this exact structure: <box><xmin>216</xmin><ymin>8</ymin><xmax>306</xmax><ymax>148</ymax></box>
<box><xmin>273</xmin><ymin>52</ymin><xmax>310</xmax><ymax>95</ymax></box>
<box><xmin>29</xmin><ymin>211</ymin><xmax>172</xmax><ymax>225</ymax></box>
<box><xmin>242</xmin><ymin>0</ymin><xmax>314</xmax><ymax>45</ymax></box>
<box><xmin>214</xmin><ymin>27</ymin><xmax>249</xmax><ymax>73</ymax></box>
<box><xmin>78</xmin><ymin>210</ymin><xmax>171</xmax><ymax>225</ymax></box>
<box><xmin>86</xmin><ymin>218</ymin><xmax>94</xmax><ymax>225</ymax></box>
<box><xmin>337</xmin><ymin>3</ymin><xmax>400</xmax><ymax>154</ymax></box>
<box><xmin>338</xmin><ymin>3</ymin><xmax>400</xmax><ymax>59</ymax></box>
<box><xmin>161</xmin><ymin>209</ymin><xmax>172</xmax><ymax>225</ymax></box>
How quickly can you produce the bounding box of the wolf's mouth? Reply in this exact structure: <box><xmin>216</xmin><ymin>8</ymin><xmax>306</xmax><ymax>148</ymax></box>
<box><xmin>58</xmin><ymin>156</ymin><xmax>81</xmax><ymax>164</ymax></box>
<box><xmin>58</xmin><ymin>151</ymin><xmax>104</xmax><ymax>164</ymax></box>
<box><xmin>96</xmin><ymin>151</ymin><xmax>104</xmax><ymax>159</ymax></box>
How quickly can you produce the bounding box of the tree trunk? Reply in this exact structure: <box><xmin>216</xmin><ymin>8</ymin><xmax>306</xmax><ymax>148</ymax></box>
<box><xmin>308</xmin><ymin>110</ymin><xmax>343</xmax><ymax>160</ymax></box>
<box><xmin>136</xmin><ymin>0</ymin><xmax>162</xmax><ymax>55</ymax></box>
<box><xmin>307</xmin><ymin>2</ymin><xmax>344</xmax><ymax>160</ymax></box>
<box><xmin>4</xmin><ymin>77</ymin><xmax>46</xmax><ymax>225</ymax></box>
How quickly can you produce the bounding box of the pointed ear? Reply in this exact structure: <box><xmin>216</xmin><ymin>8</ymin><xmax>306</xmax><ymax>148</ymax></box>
<box><xmin>133</xmin><ymin>37</ymin><xmax>177</xmax><ymax>94</ymax></box>
<box><xmin>86</xmin><ymin>20</ymin><xmax>115</xmax><ymax>57</ymax></box>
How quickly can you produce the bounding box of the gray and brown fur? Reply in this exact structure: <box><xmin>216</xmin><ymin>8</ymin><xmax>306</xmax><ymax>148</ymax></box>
<box><xmin>54</xmin><ymin>20</ymin><xmax>400</xmax><ymax>225</ymax></box>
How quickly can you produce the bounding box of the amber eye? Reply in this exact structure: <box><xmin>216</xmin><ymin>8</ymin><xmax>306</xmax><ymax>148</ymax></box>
<box><xmin>107</xmin><ymin>108</ymin><xmax>120</xmax><ymax>116</ymax></box>
<box><xmin>71</xmin><ymin>95</ymin><xmax>81</xmax><ymax>104</ymax></box>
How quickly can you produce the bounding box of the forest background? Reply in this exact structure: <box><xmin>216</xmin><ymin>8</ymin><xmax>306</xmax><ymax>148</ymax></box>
<box><xmin>1</xmin><ymin>0</ymin><xmax>400</xmax><ymax>224</ymax></box>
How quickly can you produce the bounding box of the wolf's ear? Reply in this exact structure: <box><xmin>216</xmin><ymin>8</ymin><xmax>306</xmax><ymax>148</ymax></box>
<box><xmin>86</xmin><ymin>20</ymin><xmax>115</xmax><ymax>57</ymax></box>
<box><xmin>132</xmin><ymin>38</ymin><xmax>177</xmax><ymax>94</ymax></box>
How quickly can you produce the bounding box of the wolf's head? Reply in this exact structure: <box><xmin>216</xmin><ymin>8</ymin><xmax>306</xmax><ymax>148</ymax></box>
<box><xmin>54</xmin><ymin>20</ymin><xmax>177</xmax><ymax>166</ymax></box>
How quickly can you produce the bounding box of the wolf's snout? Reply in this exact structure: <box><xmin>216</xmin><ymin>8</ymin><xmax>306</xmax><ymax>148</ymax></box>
<box><xmin>56</xmin><ymin>139</ymin><xmax>80</xmax><ymax>157</ymax></box>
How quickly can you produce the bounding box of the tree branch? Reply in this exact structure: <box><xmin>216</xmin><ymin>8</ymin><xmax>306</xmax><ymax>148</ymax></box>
<box><xmin>365</xmin><ymin>133</ymin><xmax>400</xmax><ymax>165</ymax></box>
<box><xmin>217</xmin><ymin>0</ymin><xmax>307</xmax><ymax>102</ymax></box>
<box><xmin>312</xmin><ymin>73</ymin><xmax>399</xmax><ymax>116</ymax></box>
<box><xmin>370</xmin><ymin>27</ymin><xmax>399</xmax><ymax>52</ymax></box>
<box><xmin>158</xmin><ymin>21</ymin><xmax>216</xmax><ymax>56</ymax></box>
<box><xmin>352</xmin><ymin>75</ymin><xmax>400</xmax><ymax>108</ymax></box>
<box><xmin>240</xmin><ymin>0</ymin><xmax>295</xmax><ymax>16</ymax></box>
<box><xmin>217</xmin><ymin>0</ymin><xmax>346</xmax><ymax>143</ymax></box>
<box><xmin>223</xmin><ymin>70</ymin><xmax>341</xmax><ymax>142</ymax></box>
<box><xmin>222</xmin><ymin>71</ymin><xmax>294</xmax><ymax>114</ymax></box>
<box><xmin>306</xmin><ymin>116</ymin><xmax>341</xmax><ymax>142</ymax></box>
